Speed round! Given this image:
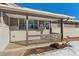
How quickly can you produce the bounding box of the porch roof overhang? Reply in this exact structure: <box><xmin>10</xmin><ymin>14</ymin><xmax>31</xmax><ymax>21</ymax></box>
<box><xmin>0</xmin><ymin>4</ymin><xmax>75</xmax><ymax>21</ymax></box>
<box><xmin>68</xmin><ymin>20</ymin><xmax>79</xmax><ymax>23</ymax></box>
<box><xmin>66</xmin><ymin>20</ymin><xmax>79</xmax><ymax>24</ymax></box>
<box><xmin>6</xmin><ymin>13</ymin><xmax>61</xmax><ymax>21</ymax></box>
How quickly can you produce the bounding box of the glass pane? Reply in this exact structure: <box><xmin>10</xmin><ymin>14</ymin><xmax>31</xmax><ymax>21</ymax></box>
<box><xmin>19</xmin><ymin>19</ymin><xmax>26</xmax><ymax>30</ymax></box>
<box><xmin>44</xmin><ymin>22</ymin><xmax>49</xmax><ymax>29</ymax></box>
<box><xmin>34</xmin><ymin>20</ymin><xmax>38</xmax><ymax>29</ymax></box>
<box><xmin>28</xmin><ymin>20</ymin><xmax>34</xmax><ymax>29</ymax></box>
<box><xmin>28</xmin><ymin>20</ymin><xmax>38</xmax><ymax>30</ymax></box>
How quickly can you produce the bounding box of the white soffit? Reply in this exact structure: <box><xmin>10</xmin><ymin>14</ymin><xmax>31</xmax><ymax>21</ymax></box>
<box><xmin>6</xmin><ymin>13</ymin><xmax>26</xmax><ymax>19</ymax></box>
<box><xmin>6</xmin><ymin>13</ymin><xmax>59</xmax><ymax>21</ymax></box>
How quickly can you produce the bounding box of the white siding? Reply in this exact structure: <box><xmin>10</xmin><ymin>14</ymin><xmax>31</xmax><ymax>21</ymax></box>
<box><xmin>0</xmin><ymin>24</ymin><xmax>9</xmax><ymax>51</ymax></box>
<box><xmin>51</xmin><ymin>23</ymin><xmax>79</xmax><ymax>38</ymax></box>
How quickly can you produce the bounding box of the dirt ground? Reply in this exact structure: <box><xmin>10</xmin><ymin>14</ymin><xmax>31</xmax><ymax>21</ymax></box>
<box><xmin>0</xmin><ymin>42</ymin><xmax>52</xmax><ymax>56</ymax></box>
<box><xmin>0</xmin><ymin>37</ymin><xmax>79</xmax><ymax>56</ymax></box>
<box><xmin>64</xmin><ymin>36</ymin><xmax>79</xmax><ymax>42</ymax></box>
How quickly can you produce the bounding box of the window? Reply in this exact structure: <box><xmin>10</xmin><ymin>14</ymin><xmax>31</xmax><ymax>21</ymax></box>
<box><xmin>39</xmin><ymin>21</ymin><xmax>44</xmax><ymax>27</ymax></box>
<box><xmin>28</xmin><ymin>20</ymin><xmax>34</xmax><ymax>29</ymax></box>
<box><xmin>10</xmin><ymin>18</ymin><xmax>18</xmax><ymax>30</ymax></box>
<box><xmin>39</xmin><ymin>21</ymin><xmax>50</xmax><ymax>30</ymax></box>
<box><xmin>19</xmin><ymin>19</ymin><xmax>26</xmax><ymax>30</ymax></box>
<box><xmin>3</xmin><ymin>13</ymin><xmax>9</xmax><ymax>25</ymax></box>
<box><xmin>28</xmin><ymin>20</ymin><xmax>38</xmax><ymax>30</ymax></box>
<box><xmin>39</xmin><ymin>21</ymin><xmax>44</xmax><ymax>30</ymax></box>
<box><xmin>10</xmin><ymin>18</ymin><xmax>50</xmax><ymax>30</ymax></box>
<box><xmin>10</xmin><ymin>18</ymin><xmax>26</xmax><ymax>30</ymax></box>
<box><xmin>44</xmin><ymin>22</ymin><xmax>49</xmax><ymax>29</ymax></box>
<box><xmin>10</xmin><ymin>18</ymin><xmax>18</xmax><ymax>26</ymax></box>
<box><xmin>33</xmin><ymin>20</ymin><xmax>38</xmax><ymax>29</ymax></box>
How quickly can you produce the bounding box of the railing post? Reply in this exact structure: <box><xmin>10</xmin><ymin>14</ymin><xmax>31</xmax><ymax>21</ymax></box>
<box><xmin>60</xmin><ymin>19</ymin><xmax>63</xmax><ymax>41</ymax></box>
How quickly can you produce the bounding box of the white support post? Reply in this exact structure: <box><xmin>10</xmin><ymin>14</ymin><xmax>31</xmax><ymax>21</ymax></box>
<box><xmin>8</xmin><ymin>16</ymin><xmax>11</xmax><ymax>42</ymax></box>
<box><xmin>18</xmin><ymin>18</ymin><xmax>19</xmax><ymax>30</ymax></box>
<box><xmin>26</xmin><ymin>15</ymin><xmax>28</xmax><ymax>45</ymax></box>
<box><xmin>1</xmin><ymin>10</ymin><xmax>4</xmax><ymax>24</ymax></box>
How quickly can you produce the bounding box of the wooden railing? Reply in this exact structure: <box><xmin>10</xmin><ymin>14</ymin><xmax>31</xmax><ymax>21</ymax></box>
<box><xmin>28</xmin><ymin>33</ymin><xmax>61</xmax><ymax>41</ymax></box>
<box><xmin>41</xmin><ymin>33</ymin><xmax>61</xmax><ymax>41</ymax></box>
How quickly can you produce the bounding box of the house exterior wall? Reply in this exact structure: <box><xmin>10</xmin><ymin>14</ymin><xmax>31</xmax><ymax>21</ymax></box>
<box><xmin>0</xmin><ymin>24</ymin><xmax>9</xmax><ymax>51</ymax></box>
<box><xmin>0</xmin><ymin>11</ymin><xmax>9</xmax><ymax>51</ymax></box>
<box><xmin>63</xmin><ymin>27</ymin><xmax>79</xmax><ymax>38</ymax></box>
<box><xmin>51</xmin><ymin>23</ymin><xmax>79</xmax><ymax>38</ymax></box>
<box><xmin>64</xmin><ymin>24</ymin><xmax>75</xmax><ymax>28</ymax></box>
<box><xmin>63</xmin><ymin>23</ymin><xmax>79</xmax><ymax>38</ymax></box>
<box><xmin>51</xmin><ymin>23</ymin><xmax>60</xmax><ymax>33</ymax></box>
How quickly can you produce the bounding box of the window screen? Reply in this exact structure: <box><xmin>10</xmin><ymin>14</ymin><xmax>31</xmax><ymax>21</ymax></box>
<box><xmin>10</xmin><ymin>18</ymin><xmax>18</xmax><ymax>26</ymax></box>
<box><xmin>19</xmin><ymin>19</ymin><xmax>26</xmax><ymax>30</ymax></box>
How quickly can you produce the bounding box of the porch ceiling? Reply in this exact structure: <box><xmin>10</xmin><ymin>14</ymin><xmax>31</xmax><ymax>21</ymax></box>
<box><xmin>0</xmin><ymin>4</ymin><xmax>75</xmax><ymax>20</ymax></box>
<box><xmin>6</xmin><ymin>13</ymin><xmax>26</xmax><ymax>19</ymax></box>
<box><xmin>6</xmin><ymin>13</ymin><xmax>60</xmax><ymax>21</ymax></box>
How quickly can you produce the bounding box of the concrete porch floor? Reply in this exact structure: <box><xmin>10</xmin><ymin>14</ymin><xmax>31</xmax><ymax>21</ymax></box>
<box><xmin>0</xmin><ymin>39</ymin><xmax>59</xmax><ymax>56</ymax></box>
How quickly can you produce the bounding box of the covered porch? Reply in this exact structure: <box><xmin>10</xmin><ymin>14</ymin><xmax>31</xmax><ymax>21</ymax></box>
<box><xmin>0</xmin><ymin>5</ymin><xmax>74</xmax><ymax>45</ymax></box>
<box><xmin>2</xmin><ymin>13</ymin><xmax>64</xmax><ymax>45</ymax></box>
